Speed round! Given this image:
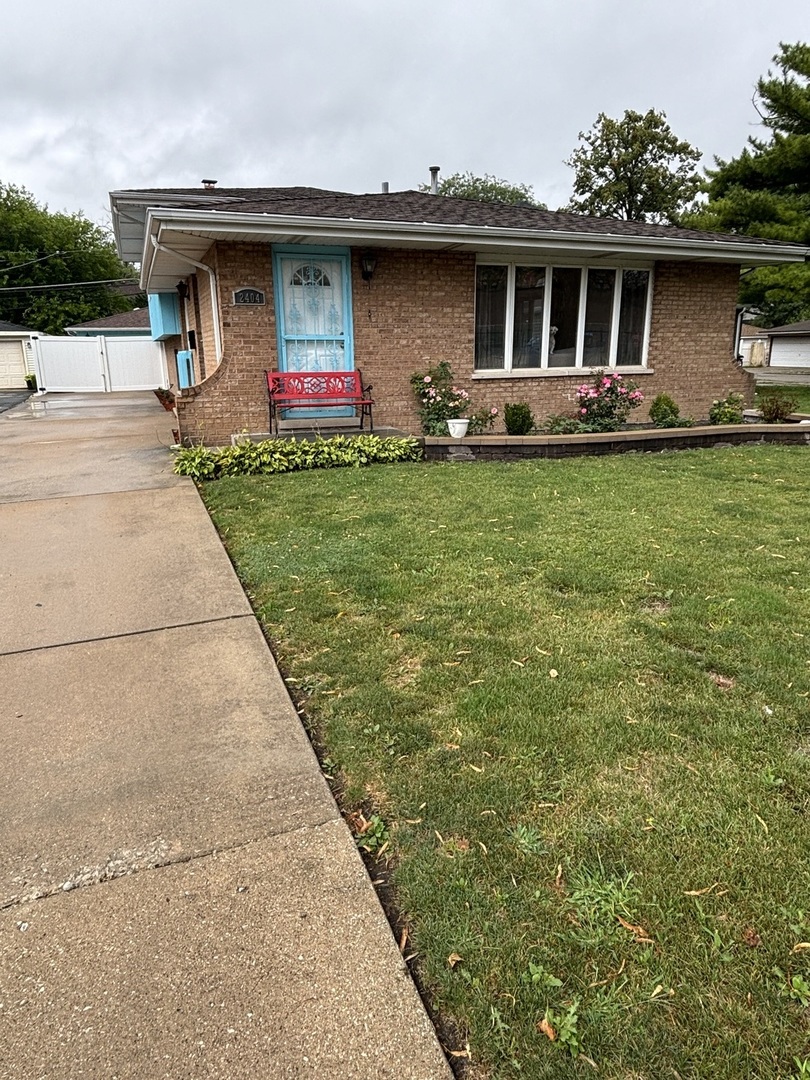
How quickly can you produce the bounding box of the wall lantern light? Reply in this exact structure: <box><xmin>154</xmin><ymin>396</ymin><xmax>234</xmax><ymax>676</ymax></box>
<box><xmin>360</xmin><ymin>253</ymin><xmax>377</xmax><ymax>282</ymax></box>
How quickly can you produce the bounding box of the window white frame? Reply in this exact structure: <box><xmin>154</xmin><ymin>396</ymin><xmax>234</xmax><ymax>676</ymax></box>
<box><xmin>474</xmin><ymin>261</ymin><xmax>653</xmax><ymax>375</ymax></box>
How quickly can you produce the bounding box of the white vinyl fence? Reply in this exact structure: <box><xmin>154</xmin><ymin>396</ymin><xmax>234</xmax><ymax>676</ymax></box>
<box><xmin>34</xmin><ymin>336</ymin><xmax>167</xmax><ymax>393</ymax></box>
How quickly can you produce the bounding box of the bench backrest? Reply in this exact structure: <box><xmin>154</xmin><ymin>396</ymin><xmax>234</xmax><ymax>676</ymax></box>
<box><xmin>267</xmin><ymin>370</ymin><xmax>365</xmax><ymax>400</ymax></box>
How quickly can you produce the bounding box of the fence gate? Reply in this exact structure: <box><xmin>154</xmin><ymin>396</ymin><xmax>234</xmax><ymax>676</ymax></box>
<box><xmin>35</xmin><ymin>337</ymin><xmax>167</xmax><ymax>393</ymax></box>
<box><xmin>105</xmin><ymin>338</ymin><xmax>167</xmax><ymax>390</ymax></box>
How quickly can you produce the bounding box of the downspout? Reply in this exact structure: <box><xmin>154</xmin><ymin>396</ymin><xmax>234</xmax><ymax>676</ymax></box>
<box><xmin>150</xmin><ymin>236</ymin><xmax>223</xmax><ymax>365</ymax></box>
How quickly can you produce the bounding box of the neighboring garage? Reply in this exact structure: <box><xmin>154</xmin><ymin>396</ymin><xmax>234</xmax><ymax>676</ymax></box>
<box><xmin>768</xmin><ymin>320</ymin><xmax>810</xmax><ymax>368</ymax></box>
<box><xmin>0</xmin><ymin>322</ymin><xmax>36</xmax><ymax>389</ymax></box>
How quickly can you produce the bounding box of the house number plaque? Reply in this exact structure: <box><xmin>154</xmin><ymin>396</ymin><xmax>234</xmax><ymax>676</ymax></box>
<box><xmin>233</xmin><ymin>288</ymin><xmax>266</xmax><ymax>305</ymax></box>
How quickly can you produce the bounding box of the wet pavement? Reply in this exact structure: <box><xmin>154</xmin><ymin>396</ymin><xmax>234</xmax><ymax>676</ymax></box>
<box><xmin>0</xmin><ymin>390</ymin><xmax>31</xmax><ymax>414</ymax></box>
<box><xmin>0</xmin><ymin>391</ymin><xmax>451</xmax><ymax>1080</ymax></box>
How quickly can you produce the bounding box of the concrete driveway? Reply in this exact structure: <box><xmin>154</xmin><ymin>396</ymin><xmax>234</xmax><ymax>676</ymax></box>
<box><xmin>0</xmin><ymin>393</ymin><xmax>450</xmax><ymax>1079</ymax></box>
<box><xmin>0</xmin><ymin>389</ymin><xmax>31</xmax><ymax>415</ymax></box>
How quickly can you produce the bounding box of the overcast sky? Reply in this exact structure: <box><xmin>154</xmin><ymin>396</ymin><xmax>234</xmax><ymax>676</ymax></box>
<box><xmin>1</xmin><ymin>0</ymin><xmax>807</xmax><ymax>228</ymax></box>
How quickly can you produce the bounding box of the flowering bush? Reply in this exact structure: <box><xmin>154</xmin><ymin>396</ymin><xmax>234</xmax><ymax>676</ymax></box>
<box><xmin>467</xmin><ymin>405</ymin><xmax>500</xmax><ymax>435</ymax></box>
<box><xmin>708</xmin><ymin>392</ymin><xmax>745</xmax><ymax>425</ymax></box>
<box><xmin>410</xmin><ymin>361</ymin><xmax>497</xmax><ymax>436</ymax></box>
<box><xmin>575</xmin><ymin>371</ymin><xmax>644</xmax><ymax>432</ymax></box>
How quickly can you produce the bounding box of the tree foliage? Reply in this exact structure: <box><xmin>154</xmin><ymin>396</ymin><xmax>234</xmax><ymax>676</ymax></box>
<box><xmin>0</xmin><ymin>182</ymin><xmax>138</xmax><ymax>334</ymax></box>
<box><xmin>425</xmin><ymin>171</ymin><xmax>545</xmax><ymax>207</ymax></box>
<box><xmin>685</xmin><ymin>42</ymin><xmax>810</xmax><ymax>326</ymax></box>
<box><xmin>564</xmin><ymin>109</ymin><xmax>702</xmax><ymax>223</ymax></box>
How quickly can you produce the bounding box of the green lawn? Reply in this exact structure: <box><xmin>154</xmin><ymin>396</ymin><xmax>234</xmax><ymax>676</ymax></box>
<box><xmin>202</xmin><ymin>447</ymin><xmax>810</xmax><ymax>1078</ymax></box>
<box><xmin>756</xmin><ymin>385</ymin><xmax>810</xmax><ymax>414</ymax></box>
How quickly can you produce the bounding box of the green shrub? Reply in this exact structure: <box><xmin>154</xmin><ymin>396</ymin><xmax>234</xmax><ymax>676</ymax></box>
<box><xmin>172</xmin><ymin>444</ymin><xmax>218</xmax><ymax>480</ymax></box>
<box><xmin>649</xmin><ymin>393</ymin><xmax>679</xmax><ymax>426</ymax></box>
<box><xmin>504</xmin><ymin>402</ymin><xmax>535</xmax><ymax>435</ymax></box>
<box><xmin>649</xmin><ymin>393</ymin><xmax>694</xmax><ymax>428</ymax></box>
<box><xmin>708</xmin><ymin>392</ymin><xmax>745</xmax><ymax>425</ymax></box>
<box><xmin>173</xmin><ymin>435</ymin><xmax>423</xmax><ymax>480</ymax></box>
<box><xmin>24</xmin><ymin>372</ymin><xmax>37</xmax><ymax>391</ymax></box>
<box><xmin>545</xmin><ymin>414</ymin><xmax>592</xmax><ymax>435</ymax></box>
<box><xmin>759</xmin><ymin>391</ymin><xmax>797</xmax><ymax>423</ymax></box>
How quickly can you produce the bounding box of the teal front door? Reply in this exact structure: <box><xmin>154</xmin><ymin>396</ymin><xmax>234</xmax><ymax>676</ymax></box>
<box><xmin>273</xmin><ymin>246</ymin><xmax>354</xmax><ymax>418</ymax></box>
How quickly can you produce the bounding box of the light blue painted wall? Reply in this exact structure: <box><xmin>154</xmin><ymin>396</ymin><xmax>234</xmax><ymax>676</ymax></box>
<box><xmin>148</xmin><ymin>293</ymin><xmax>181</xmax><ymax>340</ymax></box>
<box><xmin>176</xmin><ymin>350</ymin><xmax>195</xmax><ymax>389</ymax></box>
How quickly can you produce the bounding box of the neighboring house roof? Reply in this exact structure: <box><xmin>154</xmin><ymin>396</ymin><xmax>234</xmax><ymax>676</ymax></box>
<box><xmin>110</xmin><ymin>185</ymin><xmax>810</xmax><ymax>292</ymax></box>
<box><xmin>0</xmin><ymin>320</ymin><xmax>36</xmax><ymax>333</ymax></box>
<box><xmin>66</xmin><ymin>308</ymin><xmax>150</xmax><ymax>332</ymax></box>
<box><xmin>765</xmin><ymin>320</ymin><xmax>810</xmax><ymax>337</ymax></box>
<box><xmin>741</xmin><ymin>324</ymin><xmax>767</xmax><ymax>338</ymax></box>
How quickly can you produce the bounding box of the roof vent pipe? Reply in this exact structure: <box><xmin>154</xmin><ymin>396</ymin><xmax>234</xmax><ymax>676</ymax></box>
<box><xmin>381</xmin><ymin>181</ymin><xmax>389</xmax><ymax>194</ymax></box>
<box><xmin>429</xmin><ymin>166</ymin><xmax>440</xmax><ymax>195</ymax></box>
<box><xmin>201</xmin><ymin>179</ymin><xmax>218</xmax><ymax>189</ymax></box>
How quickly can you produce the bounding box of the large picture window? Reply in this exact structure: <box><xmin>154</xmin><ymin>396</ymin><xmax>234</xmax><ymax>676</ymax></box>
<box><xmin>474</xmin><ymin>263</ymin><xmax>651</xmax><ymax>372</ymax></box>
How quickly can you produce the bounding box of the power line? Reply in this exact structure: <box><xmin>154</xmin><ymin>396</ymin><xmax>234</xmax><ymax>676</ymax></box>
<box><xmin>0</xmin><ymin>250</ymin><xmax>66</xmax><ymax>273</ymax></box>
<box><xmin>0</xmin><ymin>277</ymin><xmax>134</xmax><ymax>295</ymax></box>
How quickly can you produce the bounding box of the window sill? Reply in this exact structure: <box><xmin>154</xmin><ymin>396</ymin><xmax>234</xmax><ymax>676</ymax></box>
<box><xmin>471</xmin><ymin>367</ymin><xmax>654</xmax><ymax>380</ymax></box>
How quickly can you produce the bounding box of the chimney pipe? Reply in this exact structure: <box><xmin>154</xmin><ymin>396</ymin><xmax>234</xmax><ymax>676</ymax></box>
<box><xmin>429</xmin><ymin>165</ymin><xmax>440</xmax><ymax>195</ymax></box>
<box><xmin>201</xmin><ymin>179</ymin><xmax>218</xmax><ymax>190</ymax></box>
<box><xmin>381</xmin><ymin>181</ymin><xmax>389</xmax><ymax>194</ymax></box>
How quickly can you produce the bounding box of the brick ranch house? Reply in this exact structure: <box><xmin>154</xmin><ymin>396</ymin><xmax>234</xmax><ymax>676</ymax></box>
<box><xmin>110</xmin><ymin>183</ymin><xmax>809</xmax><ymax>445</ymax></box>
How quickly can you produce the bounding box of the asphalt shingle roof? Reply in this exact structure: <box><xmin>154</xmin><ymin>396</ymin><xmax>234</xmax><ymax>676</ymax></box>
<box><xmin>0</xmin><ymin>320</ymin><xmax>35</xmax><ymax>333</ymax></box>
<box><xmin>126</xmin><ymin>186</ymin><xmax>797</xmax><ymax>250</ymax></box>
<box><xmin>766</xmin><ymin>320</ymin><xmax>810</xmax><ymax>335</ymax></box>
<box><xmin>68</xmin><ymin>308</ymin><xmax>150</xmax><ymax>330</ymax></box>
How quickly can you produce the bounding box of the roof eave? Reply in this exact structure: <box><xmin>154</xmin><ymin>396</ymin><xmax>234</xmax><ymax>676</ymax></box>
<box><xmin>136</xmin><ymin>206</ymin><xmax>809</xmax><ymax>290</ymax></box>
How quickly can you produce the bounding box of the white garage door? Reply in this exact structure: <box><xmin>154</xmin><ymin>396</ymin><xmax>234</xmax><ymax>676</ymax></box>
<box><xmin>770</xmin><ymin>337</ymin><xmax>810</xmax><ymax>367</ymax></box>
<box><xmin>0</xmin><ymin>340</ymin><xmax>27</xmax><ymax>389</ymax></box>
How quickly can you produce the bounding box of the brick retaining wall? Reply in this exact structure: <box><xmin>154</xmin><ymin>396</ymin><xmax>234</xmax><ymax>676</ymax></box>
<box><xmin>424</xmin><ymin>424</ymin><xmax>810</xmax><ymax>461</ymax></box>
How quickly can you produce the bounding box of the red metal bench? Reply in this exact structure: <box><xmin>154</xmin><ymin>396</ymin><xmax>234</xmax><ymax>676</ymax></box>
<box><xmin>265</xmin><ymin>370</ymin><xmax>374</xmax><ymax>435</ymax></box>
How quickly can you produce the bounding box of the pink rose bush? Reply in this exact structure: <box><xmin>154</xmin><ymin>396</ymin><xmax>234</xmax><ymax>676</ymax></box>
<box><xmin>410</xmin><ymin>361</ymin><xmax>498</xmax><ymax>435</ymax></box>
<box><xmin>573</xmin><ymin>371</ymin><xmax>644</xmax><ymax>432</ymax></box>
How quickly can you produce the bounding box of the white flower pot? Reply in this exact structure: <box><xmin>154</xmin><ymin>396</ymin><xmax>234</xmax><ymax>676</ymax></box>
<box><xmin>446</xmin><ymin>419</ymin><xmax>470</xmax><ymax>438</ymax></box>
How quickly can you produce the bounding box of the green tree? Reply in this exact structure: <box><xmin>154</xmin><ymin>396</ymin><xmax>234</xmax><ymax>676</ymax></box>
<box><xmin>0</xmin><ymin>182</ymin><xmax>138</xmax><ymax>334</ymax></box>
<box><xmin>685</xmin><ymin>42</ymin><xmax>810</xmax><ymax>326</ymax></box>
<box><xmin>564</xmin><ymin>109</ymin><xmax>702</xmax><ymax>223</ymax></box>
<box><xmin>424</xmin><ymin>171</ymin><xmax>545</xmax><ymax>207</ymax></box>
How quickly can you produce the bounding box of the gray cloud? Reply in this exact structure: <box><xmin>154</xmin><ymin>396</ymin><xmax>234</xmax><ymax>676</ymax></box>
<box><xmin>1</xmin><ymin>0</ymin><xmax>807</xmax><ymax>222</ymax></box>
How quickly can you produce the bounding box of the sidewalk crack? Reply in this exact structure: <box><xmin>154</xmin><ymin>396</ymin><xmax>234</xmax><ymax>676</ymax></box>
<box><xmin>2</xmin><ymin>818</ymin><xmax>340</xmax><ymax>912</ymax></box>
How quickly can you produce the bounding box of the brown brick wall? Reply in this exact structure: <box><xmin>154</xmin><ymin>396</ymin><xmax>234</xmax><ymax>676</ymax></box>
<box><xmin>187</xmin><ymin>275</ymin><xmax>206</xmax><ymax>375</ymax></box>
<box><xmin>644</xmin><ymin>261</ymin><xmax>752</xmax><ymax>414</ymax></box>
<box><xmin>176</xmin><ymin>246</ymin><xmax>752</xmax><ymax>444</ymax></box>
<box><xmin>176</xmin><ymin>242</ymin><xmax>277</xmax><ymax>445</ymax></box>
<box><xmin>351</xmin><ymin>249</ymin><xmax>476</xmax><ymax>430</ymax></box>
<box><xmin>195</xmin><ymin>245</ymin><xmax>217</xmax><ymax>379</ymax></box>
<box><xmin>163</xmin><ymin>335</ymin><xmax>181</xmax><ymax>388</ymax></box>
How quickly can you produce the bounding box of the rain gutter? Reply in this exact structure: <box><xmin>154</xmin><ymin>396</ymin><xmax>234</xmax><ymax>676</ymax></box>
<box><xmin>149</xmin><ymin>235</ymin><xmax>223</xmax><ymax>364</ymax></box>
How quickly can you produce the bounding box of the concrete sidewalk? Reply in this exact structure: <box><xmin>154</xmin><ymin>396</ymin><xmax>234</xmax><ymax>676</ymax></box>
<box><xmin>0</xmin><ymin>394</ymin><xmax>451</xmax><ymax>1079</ymax></box>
